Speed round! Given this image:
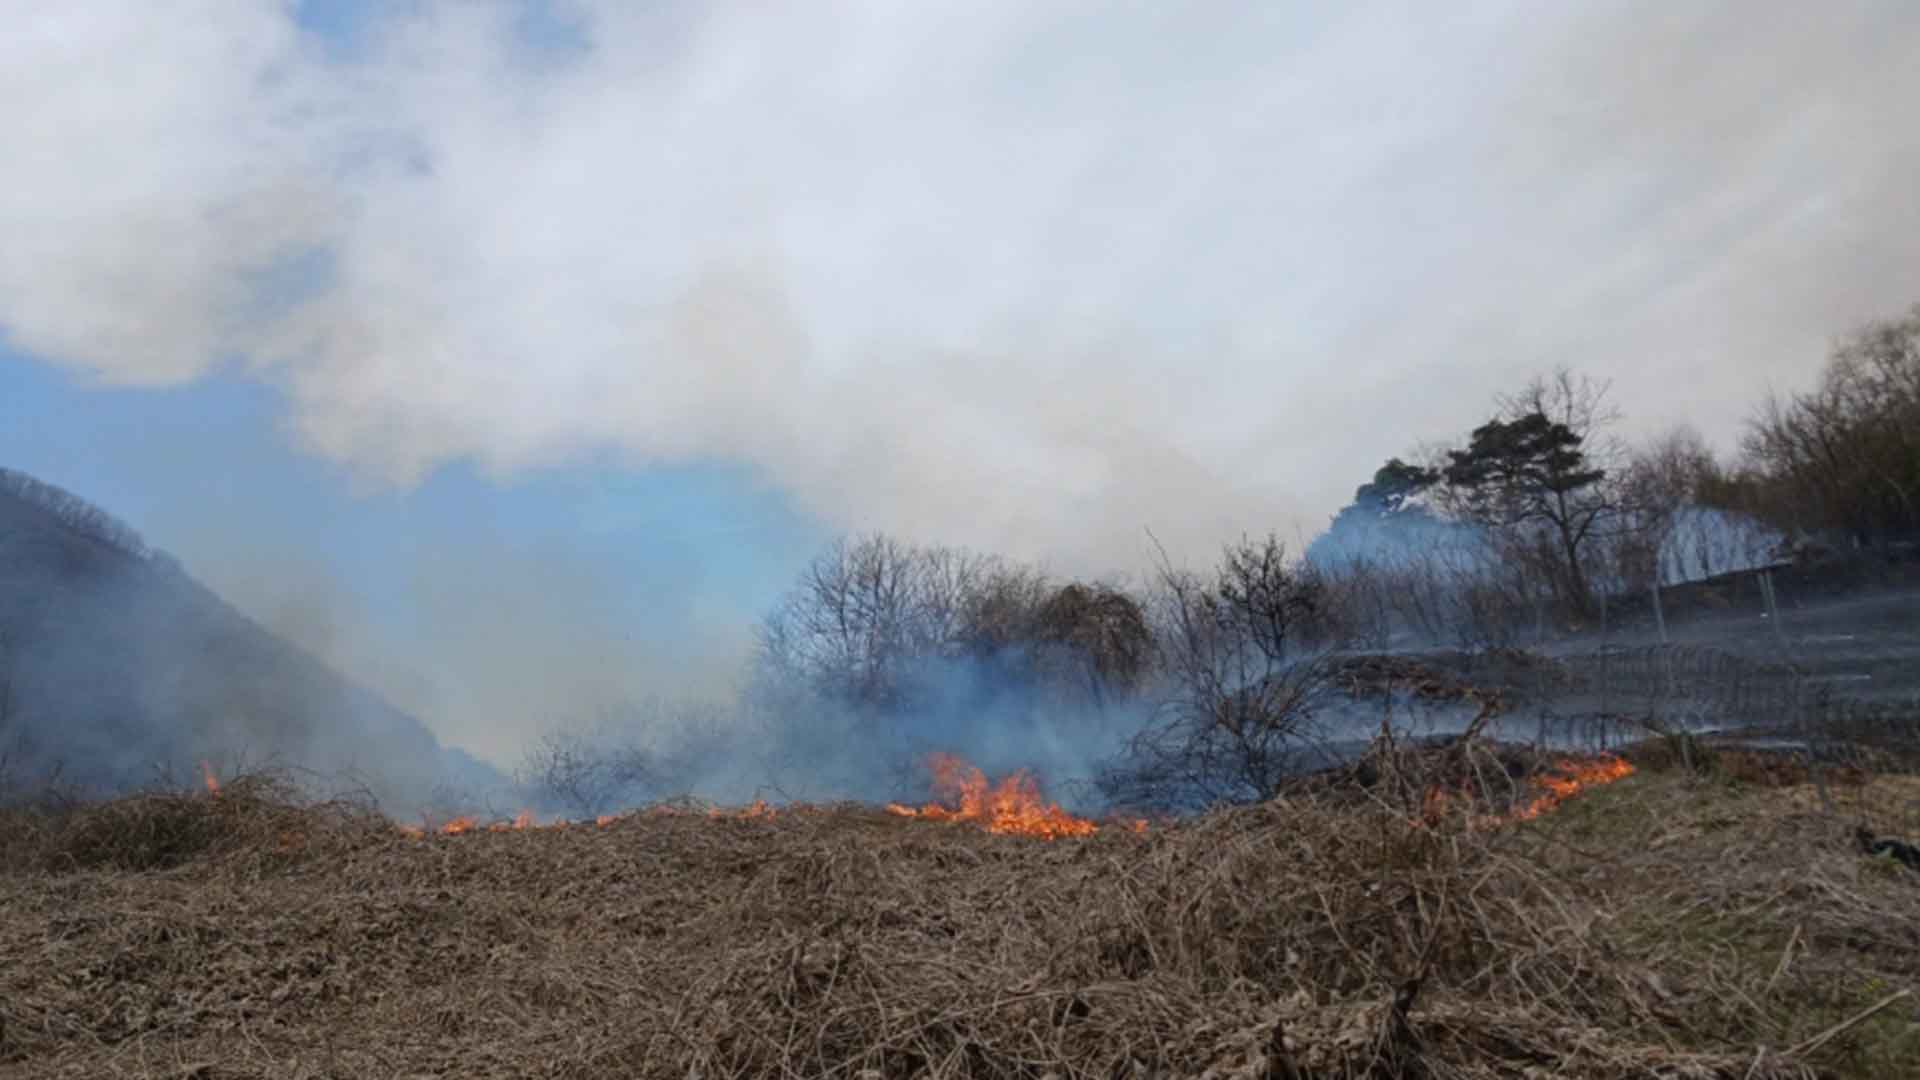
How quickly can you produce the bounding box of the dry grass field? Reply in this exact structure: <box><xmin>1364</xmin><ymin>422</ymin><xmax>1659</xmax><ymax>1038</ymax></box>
<box><xmin>2</xmin><ymin>748</ymin><xmax>1917</xmax><ymax>1079</ymax></box>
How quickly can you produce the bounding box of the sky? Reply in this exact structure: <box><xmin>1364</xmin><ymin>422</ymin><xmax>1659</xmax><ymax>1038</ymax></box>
<box><xmin>3</xmin><ymin>0</ymin><xmax>1918</xmax><ymax>764</ymax></box>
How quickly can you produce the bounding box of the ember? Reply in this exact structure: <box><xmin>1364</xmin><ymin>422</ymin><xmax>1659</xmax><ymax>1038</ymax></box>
<box><xmin>711</xmin><ymin>798</ymin><xmax>776</xmax><ymax>821</ymax></box>
<box><xmin>885</xmin><ymin>752</ymin><xmax>1124</xmax><ymax>840</ymax></box>
<box><xmin>405</xmin><ymin>810</ymin><xmax>538</xmax><ymax>837</ymax></box>
<box><xmin>487</xmin><ymin>810</ymin><xmax>536</xmax><ymax>832</ymax></box>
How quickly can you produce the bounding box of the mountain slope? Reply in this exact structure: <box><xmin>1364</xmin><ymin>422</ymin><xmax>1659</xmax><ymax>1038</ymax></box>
<box><xmin>0</xmin><ymin>467</ymin><xmax>499</xmax><ymax>808</ymax></box>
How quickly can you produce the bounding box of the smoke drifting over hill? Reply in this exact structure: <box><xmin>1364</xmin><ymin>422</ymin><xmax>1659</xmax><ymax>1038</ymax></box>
<box><xmin>5</xmin><ymin>2</ymin><xmax>1920</xmax><ymax>569</ymax></box>
<box><xmin>0</xmin><ymin>470</ymin><xmax>501</xmax><ymax>810</ymax></box>
<box><xmin>5</xmin><ymin>4</ymin><xmax>1920</xmax><ymax>808</ymax></box>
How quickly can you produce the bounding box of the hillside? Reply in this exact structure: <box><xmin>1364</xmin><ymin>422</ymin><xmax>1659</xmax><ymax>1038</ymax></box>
<box><xmin>0</xmin><ymin>467</ymin><xmax>498</xmax><ymax>809</ymax></box>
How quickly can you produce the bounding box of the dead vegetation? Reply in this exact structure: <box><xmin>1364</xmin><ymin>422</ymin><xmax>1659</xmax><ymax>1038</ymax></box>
<box><xmin>1325</xmin><ymin>649</ymin><xmax>1567</xmax><ymax>709</ymax></box>
<box><xmin>0</xmin><ymin>772</ymin><xmax>391</xmax><ymax>875</ymax></box>
<box><xmin>1</xmin><ymin>758</ymin><xmax>1917</xmax><ymax>1079</ymax></box>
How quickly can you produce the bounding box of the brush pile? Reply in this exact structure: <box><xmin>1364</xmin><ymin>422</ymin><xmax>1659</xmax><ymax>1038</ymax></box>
<box><xmin>2</xmin><ymin>765</ymin><xmax>1917</xmax><ymax>1078</ymax></box>
<box><xmin>1326</xmin><ymin>652</ymin><xmax>1482</xmax><ymax>706</ymax></box>
<box><xmin>1326</xmin><ymin>648</ymin><xmax>1574</xmax><ymax>709</ymax></box>
<box><xmin>0</xmin><ymin>772</ymin><xmax>391</xmax><ymax>874</ymax></box>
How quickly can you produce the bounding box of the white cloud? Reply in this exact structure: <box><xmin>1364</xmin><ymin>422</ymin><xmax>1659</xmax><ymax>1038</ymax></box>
<box><xmin>5</xmin><ymin>0</ymin><xmax>1919</xmax><ymax>572</ymax></box>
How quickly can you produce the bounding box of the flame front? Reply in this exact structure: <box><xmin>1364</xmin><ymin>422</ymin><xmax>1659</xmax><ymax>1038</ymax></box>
<box><xmin>886</xmin><ymin>752</ymin><xmax>1109</xmax><ymax>840</ymax></box>
<box><xmin>1420</xmin><ymin>753</ymin><xmax>1635</xmax><ymax>829</ymax></box>
<box><xmin>713</xmin><ymin>798</ymin><xmax>776</xmax><ymax>821</ymax></box>
<box><xmin>1508</xmin><ymin>755</ymin><xmax>1636</xmax><ymax>820</ymax></box>
<box><xmin>280</xmin><ymin>752</ymin><xmax>1129</xmax><ymax>842</ymax></box>
<box><xmin>485</xmin><ymin>809</ymin><xmax>536</xmax><ymax>833</ymax></box>
<box><xmin>200</xmin><ymin>760</ymin><xmax>220</xmax><ymax>796</ymax></box>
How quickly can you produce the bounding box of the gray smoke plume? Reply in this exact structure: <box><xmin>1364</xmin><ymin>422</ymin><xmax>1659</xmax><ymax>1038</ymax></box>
<box><xmin>6</xmin><ymin>2</ymin><xmax>1917</xmax><ymax>570</ymax></box>
<box><xmin>5</xmin><ymin>3</ymin><xmax>1918</xmax><ymax>792</ymax></box>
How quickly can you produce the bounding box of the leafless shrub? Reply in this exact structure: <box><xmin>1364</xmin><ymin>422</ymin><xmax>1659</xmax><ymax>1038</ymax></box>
<box><xmin>1739</xmin><ymin>303</ymin><xmax>1920</xmax><ymax>549</ymax></box>
<box><xmin>1101</xmin><ymin>535</ymin><xmax>1344</xmax><ymax>810</ymax></box>
<box><xmin>754</xmin><ymin>533</ymin><xmax>1154</xmax><ymax>726</ymax></box>
<box><xmin>515</xmin><ymin>698</ymin><xmax>740</xmax><ymax>818</ymax></box>
<box><xmin>515</xmin><ymin>725</ymin><xmax>657</xmax><ymax>821</ymax></box>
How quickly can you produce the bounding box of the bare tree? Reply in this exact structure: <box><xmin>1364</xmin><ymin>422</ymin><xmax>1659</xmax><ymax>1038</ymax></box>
<box><xmin>1740</xmin><ymin>304</ymin><xmax>1920</xmax><ymax>549</ymax></box>
<box><xmin>754</xmin><ymin>533</ymin><xmax>1154</xmax><ymax>715</ymax></box>
<box><xmin>1300</xmin><ymin>551</ymin><xmax>1396</xmax><ymax>650</ymax></box>
<box><xmin>1029</xmin><ymin>582</ymin><xmax>1153</xmax><ymax>707</ymax></box>
<box><xmin>0</xmin><ymin>467</ymin><xmax>152</xmax><ymax>559</ymax></box>
<box><xmin>948</xmin><ymin>555</ymin><xmax>1053</xmax><ymax>659</ymax></box>
<box><xmin>1306</xmin><ymin>461</ymin><xmax>1547</xmax><ymax>650</ymax></box>
<box><xmin>516</xmin><ymin>726</ymin><xmax>651</xmax><ymax>820</ymax></box>
<box><xmin>1101</xmin><ymin>535</ymin><xmax>1337</xmax><ymax>810</ymax></box>
<box><xmin>755</xmin><ymin>534</ymin><xmax>935</xmax><ymax>711</ymax></box>
<box><xmin>1601</xmin><ymin>424</ymin><xmax>1781</xmax><ymax>589</ymax></box>
<box><xmin>513</xmin><ymin>699</ymin><xmax>736</xmax><ymax>819</ymax></box>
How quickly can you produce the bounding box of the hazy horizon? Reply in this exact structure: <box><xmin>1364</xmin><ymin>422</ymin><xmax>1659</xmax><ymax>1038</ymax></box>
<box><xmin>5</xmin><ymin>1</ymin><xmax>1918</xmax><ymax>765</ymax></box>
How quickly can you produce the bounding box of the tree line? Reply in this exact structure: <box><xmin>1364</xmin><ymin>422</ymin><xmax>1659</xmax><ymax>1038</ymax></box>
<box><xmin>519</xmin><ymin>301</ymin><xmax>1920</xmax><ymax>815</ymax></box>
<box><xmin>1309</xmin><ymin>302</ymin><xmax>1919</xmax><ymax>647</ymax></box>
<box><xmin>0</xmin><ymin>468</ymin><xmax>154</xmax><ymax>561</ymax></box>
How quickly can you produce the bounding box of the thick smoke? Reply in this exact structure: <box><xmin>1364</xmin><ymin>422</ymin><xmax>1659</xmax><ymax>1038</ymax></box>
<box><xmin>6</xmin><ymin>2</ymin><xmax>1919</xmax><ymax>569</ymax></box>
<box><xmin>543</xmin><ymin>655</ymin><xmax>1153</xmax><ymax>816</ymax></box>
<box><xmin>4</xmin><ymin>3</ymin><xmax>1918</xmax><ymax>804</ymax></box>
<box><xmin>0</xmin><ymin>471</ymin><xmax>502</xmax><ymax>810</ymax></box>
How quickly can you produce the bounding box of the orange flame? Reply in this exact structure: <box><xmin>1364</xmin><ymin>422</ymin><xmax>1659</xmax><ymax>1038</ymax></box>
<box><xmin>1508</xmin><ymin>755</ymin><xmax>1636</xmax><ymax>821</ymax></box>
<box><xmin>710</xmin><ymin>798</ymin><xmax>777</xmax><ymax>821</ymax></box>
<box><xmin>199</xmin><ymin>761</ymin><xmax>220</xmax><ymax>796</ymax></box>
<box><xmin>1419</xmin><ymin>753</ymin><xmax>1635</xmax><ymax>830</ymax></box>
<box><xmin>368</xmin><ymin>766</ymin><xmax>1124</xmax><ymax>841</ymax></box>
<box><xmin>487</xmin><ymin>809</ymin><xmax>536</xmax><ymax>833</ymax></box>
<box><xmin>885</xmin><ymin>753</ymin><xmax>1119</xmax><ymax>840</ymax></box>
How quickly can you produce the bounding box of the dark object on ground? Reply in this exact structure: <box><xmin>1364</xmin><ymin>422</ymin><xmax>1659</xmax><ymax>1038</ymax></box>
<box><xmin>1855</xmin><ymin>825</ymin><xmax>1920</xmax><ymax>871</ymax></box>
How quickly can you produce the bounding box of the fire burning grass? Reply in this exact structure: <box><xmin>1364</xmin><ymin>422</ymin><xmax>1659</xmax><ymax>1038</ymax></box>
<box><xmin>279</xmin><ymin>747</ymin><xmax>1634</xmax><ymax>846</ymax></box>
<box><xmin>370</xmin><ymin>753</ymin><xmax>1139</xmax><ymax>842</ymax></box>
<box><xmin>1512</xmin><ymin>753</ymin><xmax>1637</xmax><ymax>817</ymax></box>
<box><xmin>884</xmin><ymin>752</ymin><xmax>1145</xmax><ymax>839</ymax></box>
<box><xmin>5</xmin><ymin>752</ymin><xmax>1919</xmax><ymax>1079</ymax></box>
<box><xmin>1418</xmin><ymin>752</ymin><xmax>1637</xmax><ymax>829</ymax></box>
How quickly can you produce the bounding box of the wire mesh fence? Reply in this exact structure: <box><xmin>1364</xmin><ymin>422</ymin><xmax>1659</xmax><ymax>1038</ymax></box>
<box><xmin>1433</xmin><ymin>636</ymin><xmax>1920</xmax><ymax>841</ymax></box>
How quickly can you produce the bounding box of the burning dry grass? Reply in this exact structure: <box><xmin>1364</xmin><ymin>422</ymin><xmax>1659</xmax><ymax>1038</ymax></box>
<box><xmin>884</xmin><ymin>753</ymin><xmax>1136</xmax><ymax>839</ymax></box>
<box><xmin>1</xmin><ymin>760</ymin><xmax>1917</xmax><ymax>1079</ymax></box>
